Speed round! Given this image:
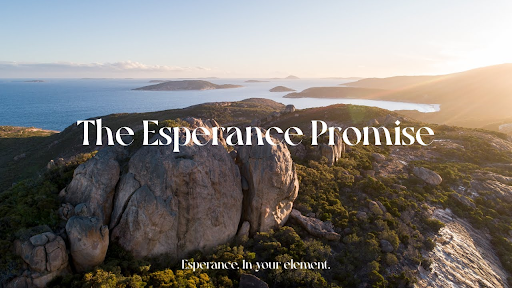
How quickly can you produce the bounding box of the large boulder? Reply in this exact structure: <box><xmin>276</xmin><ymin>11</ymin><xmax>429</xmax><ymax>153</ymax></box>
<box><xmin>14</xmin><ymin>231</ymin><xmax>69</xmax><ymax>287</ymax></box>
<box><xmin>59</xmin><ymin>147</ymin><xmax>125</xmax><ymax>224</ymax></box>
<box><xmin>110</xmin><ymin>119</ymin><xmax>243</xmax><ymax>259</ymax></box>
<box><xmin>371</xmin><ymin>153</ymin><xmax>386</xmax><ymax>163</ymax></box>
<box><xmin>283</xmin><ymin>104</ymin><xmax>296</xmax><ymax>113</ymax></box>
<box><xmin>236</xmin><ymin>130</ymin><xmax>299</xmax><ymax>235</ymax></box>
<box><xmin>413</xmin><ymin>166</ymin><xmax>443</xmax><ymax>186</ymax></box>
<box><xmin>66</xmin><ymin>216</ymin><xmax>109</xmax><ymax>272</ymax></box>
<box><xmin>313</xmin><ymin>132</ymin><xmax>345</xmax><ymax>166</ymax></box>
<box><xmin>289</xmin><ymin>209</ymin><xmax>340</xmax><ymax>241</ymax></box>
<box><xmin>369</xmin><ymin>201</ymin><xmax>384</xmax><ymax>216</ymax></box>
<box><xmin>380</xmin><ymin>239</ymin><xmax>394</xmax><ymax>253</ymax></box>
<box><xmin>52</xmin><ymin>117</ymin><xmax>299</xmax><ymax>265</ymax></box>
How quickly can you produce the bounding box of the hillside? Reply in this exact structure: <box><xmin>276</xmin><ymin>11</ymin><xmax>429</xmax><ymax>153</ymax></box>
<box><xmin>358</xmin><ymin>64</ymin><xmax>512</xmax><ymax>128</ymax></box>
<box><xmin>0</xmin><ymin>99</ymin><xmax>283</xmax><ymax>192</ymax></box>
<box><xmin>290</xmin><ymin>64</ymin><xmax>512</xmax><ymax>129</ymax></box>
<box><xmin>284</xmin><ymin>87</ymin><xmax>388</xmax><ymax>98</ymax></box>
<box><xmin>2</xmin><ymin>101</ymin><xmax>512</xmax><ymax>287</ymax></box>
<box><xmin>344</xmin><ymin>75</ymin><xmax>444</xmax><ymax>90</ymax></box>
<box><xmin>133</xmin><ymin>80</ymin><xmax>242</xmax><ymax>91</ymax></box>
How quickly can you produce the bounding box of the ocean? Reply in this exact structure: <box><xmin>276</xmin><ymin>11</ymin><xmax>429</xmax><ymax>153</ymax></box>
<box><xmin>0</xmin><ymin>78</ymin><xmax>440</xmax><ymax>131</ymax></box>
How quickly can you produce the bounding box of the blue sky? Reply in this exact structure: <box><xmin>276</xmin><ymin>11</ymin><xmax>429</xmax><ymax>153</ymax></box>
<box><xmin>1</xmin><ymin>0</ymin><xmax>511</xmax><ymax>78</ymax></box>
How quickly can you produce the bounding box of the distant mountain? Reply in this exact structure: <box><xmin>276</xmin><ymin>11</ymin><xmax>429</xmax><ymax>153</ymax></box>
<box><xmin>269</xmin><ymin>86</ymin><xmax>295</xmax><ymax>92</ymax></box>
<box><xmin>12</xmin><ymin>80</ymin><xmax>45</xmax><ymax>83</ymax></box>
<box><xmin>324</xmin><ymin>77</ymin><xmax>364</xmax><ymax>81</ymax></box>
<box><xmin>245</xmin><ymin>80</ymin><xmax>269</xmax><ymax>83</ymax></box>
<box><xmin>285</xmin><ymin>75</ymin><xmax>300</xmax><ymax>79</ymax></box>
<box><xmin>133</xmin><ymin>80</ymin><xmax>242</xmax><ymax>91</ymax></box>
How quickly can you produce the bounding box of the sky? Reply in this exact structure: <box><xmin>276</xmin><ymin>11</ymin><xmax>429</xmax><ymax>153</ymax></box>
<box><xmin>1</xmin><ymin>0</ymin><xmax>512</xmax><ymax>78</ymax></box>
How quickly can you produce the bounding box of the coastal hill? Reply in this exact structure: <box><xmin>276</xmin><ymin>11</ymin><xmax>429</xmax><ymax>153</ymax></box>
<box><xmin>284</xmin><ymin>87</ymin><xmax>387</xmax><ymax>98</ymax></box>
<box><xmin>287</xmin><ymin>64</ymin><xmax>512</xmax><ymax>129</ymax></box>
<box><xmin>0</xmin><ymin>99</ymin><xmax>285</xmax><ymax>191</ymax></box>
<box><xmin>133</xmin><ymin>80</ymin><xmax>242</xmax><ymax>91</ymax></box>
<box><xmin>2</xmin><ymin>100</ymin><xmax>512</xmax><ymax>287</ymax></box>
<box><xmin>344</xmin><ymin>75</ymin><xmax>444</xmax><ymax>90</ymax></box>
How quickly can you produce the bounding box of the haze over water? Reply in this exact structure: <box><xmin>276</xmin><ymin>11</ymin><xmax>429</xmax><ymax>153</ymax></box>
<box><xmin>0</xmin><ymin>78</ymin><xmax>439</xmax><ymax>131</ymax></box>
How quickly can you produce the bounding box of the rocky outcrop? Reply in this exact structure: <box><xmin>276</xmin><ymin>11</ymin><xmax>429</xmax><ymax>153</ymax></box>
<box><xmin>66</xmin><ymin>216</ymin><xmax>109</xmax><ymax>272</ymax></box>
<box><xmin>291</xmin><ymin>132</ymin><xmax>346</xmax><ymax>166</ymax></box>
<box><xmin>319</xmin><ymin>132</ymin><xmax>345</xmax><ymax>166</ymax></box>
<box><xmin>283</xmin><ymin>104</ymin><xmax>296</xmax><ymax>113</ymax></box>
<box><xmin>467</xmin><ymin>179</ymin><xmax>512</xmax><ymax>203</ymax></box>
<box><xmin>380</xmin><ymin>240</ymin><xmax>394</xmax><ymax>253</ymax></box>
<box><xmin>413</xmin><ymin>166</ymin><xmax>442</xmax><ymax>186</ymax></box>
<box><xmin>42</xmin><ymin>117</ymin><xmax>298</xmax><ymax>268</ymax></box>
<box><xmin>239</xmin><ymin>274</ymin><xmax>269</xmax><ymax>288</ymax></box>
<box><xmin>417</xmin><ymin>209</ymin><xmax>509</xmax><ymax>288</ymax></box>
<box><xmin>369</xmin><ymin>201</ymin><xmax>384</xmax><ymax>216</ymax></box>
<box><xmin>13</xmin><ymin>231</ymin><xmax>69</xmax><ymax>287</ymax></box>
<box><xmin>371</xmin><ymin>153</ymin><xmax>386</xmax><ymax>163</ymax></box>
<box><xmin>59</xmin><ymin>147</ymin><xmax>125</xmax><ymax>224</ymax></box>
<box><xmin>289</xmin><ymin>209</ymin><xmax>340</xmax><ymax>241</ymax></box>
<box><xmin>236</xmin><ymin>130</ymin><xmax>299</xmax><ymax>235</ymax></box>
<box><xmin>110</xmin><ymin>119</ymin><xmax>243</xmax><ymax>259</ymax></box>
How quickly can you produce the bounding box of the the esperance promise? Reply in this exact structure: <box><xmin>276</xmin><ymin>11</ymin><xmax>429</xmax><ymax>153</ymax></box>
<box><xmin>76</xmin><ymin>119</ymin><xmax>435</xmax><ymax>152</ymax></box>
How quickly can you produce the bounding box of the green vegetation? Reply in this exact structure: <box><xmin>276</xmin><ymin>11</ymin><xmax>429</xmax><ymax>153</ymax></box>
<box><xmin>0</xmin><ymin>126</ymin><xmax>58</xmax><ymax>190</ymax></box>
<box><xmin>0</xmin><ymin>152</ymin><xmax>96</xmax><ymax>283</ymax></box>
<box><xmin>45</xmin><ymin>143</ymin><xmax>437</xmax><ymax>287</ymax></box>
<box><xmin>2</xmin><ymin>103</ymin><xmax>512</xmax><ymax>287</ymax></box>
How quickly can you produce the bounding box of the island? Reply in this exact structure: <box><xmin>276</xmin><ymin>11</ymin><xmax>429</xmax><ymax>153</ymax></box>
<box><xmin>269</xmin><ymin>86</ymin><xmax>295</xmax><ymax>92</ymax></box>
<box><xmin>148</xmin><ymin>80</ymin><xmax>168</xmax><ymax>83</ymax></box>
<box><xmin>245</xmin><ymin>80</ymin><xmax>269</xmax><ymax>83</ymax></box>
<box><xmin>13</xmin><ymin>80</ymin><xmax>45</xmax><ymax>83</ymax></box>
<box><xmin>269</xmin><ymin>75</ymin><xmax>300</xmax><ymax>80</ymax></box>
<box><xmin>133</xmin><ymin>80</ymin><xmax>243</xmax><ymax>91</ymax></box>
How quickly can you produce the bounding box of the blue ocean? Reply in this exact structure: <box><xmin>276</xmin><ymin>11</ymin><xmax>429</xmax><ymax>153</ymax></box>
<box><xmin>0</xmin><ymin>78</ymin><xmax>439</xmax><ymax>131</ymax></box>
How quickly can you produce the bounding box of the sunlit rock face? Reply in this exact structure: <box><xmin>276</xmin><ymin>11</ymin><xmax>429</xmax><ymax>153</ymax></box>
<box><xmin>417</xmin><ymin>209</ymin><xmax>509</xmax><ymax>288</ymax></box>
<box><xmin>236</xmin><ymin>130</ymin><xmax>299</xmax><ymax>235</ymax></box>
<box><xmin>110</xmin><ymin>118</ymin><xmax>243</xmax><ymax>258</ymax></box>
<box><xmin>55</xmin><ymin>117</ymin><xmax>299</xmax><ymax>265</ymax></box>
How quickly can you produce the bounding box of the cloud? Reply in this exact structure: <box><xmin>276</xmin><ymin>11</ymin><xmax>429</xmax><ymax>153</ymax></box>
<box><xmin>0</xmin><ymin>60</ymin><xmax>206</xmax><ymax>72</ymax></box>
